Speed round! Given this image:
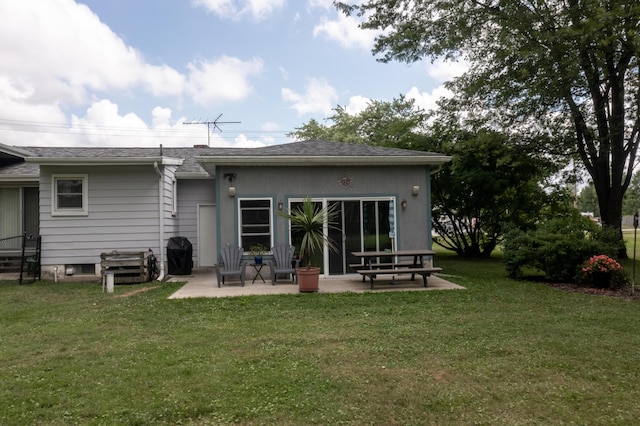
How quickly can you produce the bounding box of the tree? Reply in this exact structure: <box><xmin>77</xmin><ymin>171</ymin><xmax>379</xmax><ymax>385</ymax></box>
<box><xmin>577</xmin><ymin>182</ymin><xmax>600</xmax><ymax>216</ymax></box>
<box><xmin>430</xmin><ymin>128</ymin><xmax>560</xmax><ymax>257</ymax></box>
<box><xmin>336</xmin><ymin>0</ymin><xmax>640</xmax><ymax>252</ymax></box>
<box><xmin>623</xmin><ymin>172</ymin><xmax>640</xmax><ymax>215</ymax></box>
<box><xmin>289</xmin><ymin>95</ymin><xmax>430</xmax><ymax>149</ymax></box>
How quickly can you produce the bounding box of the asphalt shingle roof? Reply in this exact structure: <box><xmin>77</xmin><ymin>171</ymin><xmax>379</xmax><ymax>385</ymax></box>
<box><xmin>0</xmin><ymin>139</ymin><xmax>448</xmax><ymax>178</ymax></box>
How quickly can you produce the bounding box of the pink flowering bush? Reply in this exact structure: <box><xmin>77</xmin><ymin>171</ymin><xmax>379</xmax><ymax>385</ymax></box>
<box><xmin>575</xmin><ymin>254</ymin><xmax>629</xmax><ymax>289</ymax></box>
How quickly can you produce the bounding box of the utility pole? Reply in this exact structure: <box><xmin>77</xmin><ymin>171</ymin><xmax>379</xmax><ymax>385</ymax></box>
<box><xmin>183</xmin><ymin>114</ymin><xmax>240</xmax><ymax>147</ymax></box>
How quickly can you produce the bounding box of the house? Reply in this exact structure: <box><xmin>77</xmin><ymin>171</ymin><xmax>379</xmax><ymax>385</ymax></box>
<box><xmin>0</xmin><ymin>139</ymin><xmax>450</xmax><ymax>280</ymax></box>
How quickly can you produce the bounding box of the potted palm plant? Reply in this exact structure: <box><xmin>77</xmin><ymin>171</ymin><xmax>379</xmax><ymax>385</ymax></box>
<box><xmin>278</xmin><ymin>197</ymin><xmax>338</xmax><ymax>292</ymax></box>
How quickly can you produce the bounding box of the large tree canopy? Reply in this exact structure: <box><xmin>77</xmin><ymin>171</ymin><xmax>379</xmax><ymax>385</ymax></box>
<box><xmin>336</xmin><ymin>0</ymin><xmax>640</xmax><ymax>245</ymax></box>
<box><xmin>290</xmin><ymin>95</ymin><xmax>430</xmax><ymax>149</ymax></box>
<box><xmin>430</xmin><ymin>128</ymin><xmax>559</xmax><ymax>257</ymax></box>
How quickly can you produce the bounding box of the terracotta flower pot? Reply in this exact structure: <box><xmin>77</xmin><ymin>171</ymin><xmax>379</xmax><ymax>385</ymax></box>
<box><xmin>297</xmin><ymin>267</ymin><xmax>320</xmax><ymax>293</ymax></box>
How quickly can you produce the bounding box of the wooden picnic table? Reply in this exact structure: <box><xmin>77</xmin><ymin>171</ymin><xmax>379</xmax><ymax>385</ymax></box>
<box><xmin>351</xmin><ymin>249</ymin><xmax>441</xmax><ymax>289</ymax></box>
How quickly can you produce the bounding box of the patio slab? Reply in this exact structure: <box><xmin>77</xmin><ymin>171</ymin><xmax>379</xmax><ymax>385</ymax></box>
<box><xmin>167</xmin><ymin>268</ymin><xmax>464</xmax><ymax>298</ymax></box>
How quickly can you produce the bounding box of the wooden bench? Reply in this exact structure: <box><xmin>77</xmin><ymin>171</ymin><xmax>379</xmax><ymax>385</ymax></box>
<box><xmin>100</xmin><ymin>250</ymin><xmax>153</xmax><ymax>284</ymax></box>
<box><xmin>357</xmin><ymin>267</ymin><xmax>443</xmax><ymax>289</ymax></box>
<box><xmin>350</xmin><ymin>262</ymin><xmax>418</xmax><ymax>282</ymax></box>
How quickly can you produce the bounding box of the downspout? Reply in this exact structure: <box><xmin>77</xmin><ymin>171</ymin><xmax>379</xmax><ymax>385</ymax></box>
<box><xmin>154</xmin><ymin>161</ymin><xmax>166</xmax><ymax>281</ymax></box>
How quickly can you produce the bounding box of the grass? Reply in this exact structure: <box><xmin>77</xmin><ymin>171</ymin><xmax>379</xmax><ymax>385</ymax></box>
<box><xmin>1</xmin><ymin>255</ymin><xmax>639</xmax><ymax>425</ymax></box>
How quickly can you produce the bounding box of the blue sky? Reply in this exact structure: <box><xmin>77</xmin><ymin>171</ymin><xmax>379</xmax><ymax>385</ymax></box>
<box><xmin>0</xmin><ymin>0</ymin><xmax>465</xmax><ymax>148</ymax></box>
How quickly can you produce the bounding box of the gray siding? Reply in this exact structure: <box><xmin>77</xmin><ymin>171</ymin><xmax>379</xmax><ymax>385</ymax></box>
<box><xmin>176</xmin><ymin>179</ymin><xmax>215</xmax><ymax>265</ymax></box>
<box><xmin>216</xmin><ymin>165</ymin><xmax>432</xmax><ymax>251</ymax></box>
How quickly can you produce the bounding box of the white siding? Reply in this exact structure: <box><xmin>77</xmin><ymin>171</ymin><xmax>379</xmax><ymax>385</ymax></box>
<box><xmin>39</xmin><ymin>165</ymin><xmax>175</xmax><ymax>266</ymax></box>
<box><xmin>162</xmin><ymin>166</ymin><xmax>178</xmax><ymax>240</ymax></box>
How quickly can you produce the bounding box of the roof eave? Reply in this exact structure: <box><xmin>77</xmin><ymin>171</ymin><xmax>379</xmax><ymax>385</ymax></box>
<box><xmin>0</xmin><ymin>143</ymin><xmax>36</xmax><ymax>158</ymax></box>
<box><xmin>26</xmin><ymin>156</ymin><xmax>184</xmax><ymax>166</ymax></box>
<box><xmin>0</xmin><ymin>175</ymin><xmax>39</xmax><ymax>182</ymax></box>
<box><xmin>195</xmin><ymin>155</ymin><xmax>452</xmax><ymax>167</ymax></box>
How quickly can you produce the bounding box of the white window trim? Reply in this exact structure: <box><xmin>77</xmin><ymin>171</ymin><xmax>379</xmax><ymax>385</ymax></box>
<box><xmin>238</xmin><ymin>198</ymin><xmax>273</xmax><ymax>250</ymax></box>
<box><xmin>51</xmin><ymin>174</ymin><xmax>89</xmax><ymax>216</ymax></box>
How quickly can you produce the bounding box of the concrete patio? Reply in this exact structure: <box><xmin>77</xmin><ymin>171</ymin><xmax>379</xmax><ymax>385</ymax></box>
<box><xmin>167</xmin><ymin>267</ymin><xmax>464</xmax><ymax>298</ymax></box>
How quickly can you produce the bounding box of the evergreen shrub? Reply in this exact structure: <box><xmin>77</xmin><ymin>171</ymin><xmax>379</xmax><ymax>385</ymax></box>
<box><xmin>503</xmin><ymin>212</ymin><xmax>623</xmax><ymax>283</ymax></box>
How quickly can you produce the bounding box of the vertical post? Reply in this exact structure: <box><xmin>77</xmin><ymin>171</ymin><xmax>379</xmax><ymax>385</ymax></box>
<box><xmin>104</xmin><ymin>272</ymin><xmax>114</xmax><ymax>293</ymax></box>
<box><xmin>19</xmin><ymin>232</ymin><xmax>26</xmax><ymax>284</ymax></box>
<box><xmin>633</xmin><ymin>211</ymin><xmax>638</xmax><ymax>296</ymax></box>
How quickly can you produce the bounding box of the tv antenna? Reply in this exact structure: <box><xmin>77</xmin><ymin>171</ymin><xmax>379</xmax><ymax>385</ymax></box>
<box><xmin>183</xmin><ymin>114</ymin><xmax>241</xmax><ymax>146</ymax></box>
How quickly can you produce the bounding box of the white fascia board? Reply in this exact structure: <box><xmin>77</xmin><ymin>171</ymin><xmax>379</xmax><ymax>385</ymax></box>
<box><xmin>0</xmin><ymin>175</ymin><xmax>39</xmax><ymax>182</ymax></box>
<box><xmin>175</xmin><ymin>172</ymin><xmax>213</xmax><ymax>180</ymax></box>
<box><xmin>195</xmin><ymin>155</ymin><xmax>452</xmax><ymax>167</ymax></box>
<box><xmin>26</xmin><ymin>156</ymin><xmax>184</xmax><ymax>166</ymax></box>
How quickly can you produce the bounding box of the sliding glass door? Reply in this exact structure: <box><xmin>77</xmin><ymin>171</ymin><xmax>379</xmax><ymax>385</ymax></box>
<box><xmin>329</xmin><ymin>199</ymin><xmax>394</xmax><ymax>275</ymax></box>
<box><xmin>288</xmin><ymin>198</ymin><xmax>395</xmax><ymax>275</ymax></box>
<box><xmin>328</xmin><ymin>200</ymin><xmax>361</xmax><ymax>274</ymax></box>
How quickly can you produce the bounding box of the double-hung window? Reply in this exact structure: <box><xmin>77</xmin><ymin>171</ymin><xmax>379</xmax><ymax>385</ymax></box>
<box><xmin>52</xmin><ymin>174</ymin><xmax>88</xmax><ymax>216</ymax></box>
<box><xmin>239</xmin><ymin>199</ymin><xmax>272</xmax><ymax>250</ymax></box>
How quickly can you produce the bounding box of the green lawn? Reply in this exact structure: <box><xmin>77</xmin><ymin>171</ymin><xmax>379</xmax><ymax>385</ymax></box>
<box><xmin>1</xmin><ymin>254</ymin><xmax>639</xmax><ymax>425</ymax></box>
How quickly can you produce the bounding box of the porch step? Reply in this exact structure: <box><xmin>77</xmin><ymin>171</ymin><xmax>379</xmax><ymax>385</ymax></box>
<box><xmin>0</xmin><ymin>254</ymin><xmax>23</xmax><ymax>273</ymax></box>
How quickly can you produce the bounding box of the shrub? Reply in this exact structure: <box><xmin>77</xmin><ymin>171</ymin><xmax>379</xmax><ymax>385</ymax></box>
<box><xmin>574</xmin><ymin>254</ymin><xmax>630</xmax><ymax>289</ymax></box>
<box><xmin>503</xmin><ymin>212</ymin><xmax>621</xmax><ymax>282</ymax></box>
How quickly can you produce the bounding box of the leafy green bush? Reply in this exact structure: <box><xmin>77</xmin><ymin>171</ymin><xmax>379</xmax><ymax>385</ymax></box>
<box><xmin>503</xmin><ymin>212</ymin><xmax>623</xmax><ymax>282</ymax></box>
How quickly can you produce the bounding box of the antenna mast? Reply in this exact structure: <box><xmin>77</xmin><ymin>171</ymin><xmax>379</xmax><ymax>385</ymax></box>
<box><xmin>183</xmin><ymin>114</ymin><xmax>241</xmax><ymax>146</ymax></box>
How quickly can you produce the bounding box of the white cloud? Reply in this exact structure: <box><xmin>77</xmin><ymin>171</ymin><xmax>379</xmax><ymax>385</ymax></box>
<box><xmin>344</xmin><ymin>95</ymin><xmax>371</xmax><ymax>115</ymax></box>
<box><xmin>187</xmin><ymin>56</ymin><xmax>264</xmax><ymax>106</ymax></box>
<box><xmin>0</xmin><ymin>0</ymin><xmax>185</xmax><ymax>105</ymax></box>
<box><xmin>313</xmin><ymin>13</ymin><xmax>376</xmax><ymax>50</ymax></box>
<box><xmin>307</xmin><ymin>0</ymin><xmax>334</xmax><ymax>10</ymax></box>
<box><xmin>204</xmin><ymin>132</ymin><xmax>266</xmax><ymax>148</ymax></box>
<box><xmin>262</xmin><ymin>121</ymin><xmax>280</xmax><ymax>131</ymax></box>
<box><xmin>0</xmin><ymin>100</ymin><xmax>191</xmax><ymax>148</ymax></box>
<box><xmin>0</xmin><ymin>0</ymin><xmax>193</xmax><ymax>147</ymax></box>
<box><xmin>405</xmin><ymin>85</ymin><xmax>453</xmax><ymax>113</ymax></box>
<box><xmin>282</xmin><ymin>78</ymin><xmax>338</xmax><ymax>116</ymax></box>
<box><xmin>426</xmin><ymin>58</ymin><xmax>469</xmax><ymax>82</ymax></box>
<box><xmin>81</xmin><ymin>100</ymin><xmax>147</xmax><ymax>128</ymax></box>
<box><xmin>402</xmin><ymin>58</ymin><xmax>468</xmax><ymax>114</ymax></box>
<box><xmin>192</xmin><ymin>0</ymin><xmax>285</xmax><ymax>20</ymax></box>
<box><xmin>151</xmin><ymin>107</ymin><xmax>174</xmax><ymax>128</ymax></box>
<box><xmin>67</xmin><ymin>100</ymin><xmax>195</xmax><ymax>147</ymax></box>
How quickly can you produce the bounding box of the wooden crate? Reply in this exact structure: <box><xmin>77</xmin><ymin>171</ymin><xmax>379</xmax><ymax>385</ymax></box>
<box><xmin>100</xmin><ymin>251</ymin><xmax>152</xmax><ymax>284</ymax></box>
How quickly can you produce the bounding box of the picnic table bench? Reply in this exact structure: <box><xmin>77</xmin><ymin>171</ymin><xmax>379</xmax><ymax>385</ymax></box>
<box><xmin>351</xmin><ymin>249</ymin><xmax>442</xmax><ymax>289</ymax></box>
<box><xmin>356</xmin><ymin>267</ymin><xmax>443</xmax><ymax>288</ymax></box>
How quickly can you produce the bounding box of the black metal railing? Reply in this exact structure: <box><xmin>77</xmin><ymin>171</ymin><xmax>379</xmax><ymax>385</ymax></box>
<box><xmin>0</xmin><ymin>233</ymin><xmax>41</xmax><ymax>282</ymax></box>
<box><xmin>0</xmin><ymin>234</ymin><xmax>25</xmax><ymax>250</ymax></box>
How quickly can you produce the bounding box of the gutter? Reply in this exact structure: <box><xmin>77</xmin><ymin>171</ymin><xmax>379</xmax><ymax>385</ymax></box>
<box><xmin>153</xmin><ymin>161</ymin><xmax>166</xmax><ymax>281</ymax></box>
<box><xmin>195</xmin><ymin>155</ymin><xmax>452</xmax><ymax>167</ymax></box>
<box><xmin>26</xmin><ymin>157</ymin><xmax>184</xmax><ymax>166</ymax></box>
